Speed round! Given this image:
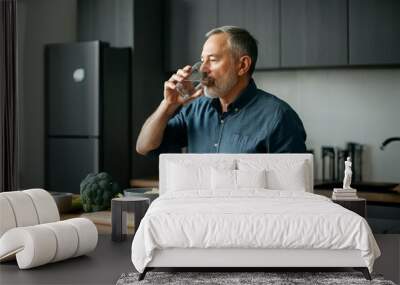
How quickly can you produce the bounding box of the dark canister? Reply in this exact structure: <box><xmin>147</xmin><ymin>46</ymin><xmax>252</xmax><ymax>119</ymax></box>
<box><xmin>321</xmin><ymin>146</ymin><xmax>335</xmax><ymax>181</ymax></box>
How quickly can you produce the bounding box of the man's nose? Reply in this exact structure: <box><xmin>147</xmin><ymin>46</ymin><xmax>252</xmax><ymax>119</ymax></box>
<box><xmin>199</xmin><ymin>62</ymin><xmax>208</xmax><ymax>73</ymax></box>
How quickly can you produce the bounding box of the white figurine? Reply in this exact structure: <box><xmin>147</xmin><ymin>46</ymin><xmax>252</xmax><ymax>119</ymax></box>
<box><xmin>343</xmin><ymin>157</ymin><xmax>353</xmax><ymax>189</ymax></box>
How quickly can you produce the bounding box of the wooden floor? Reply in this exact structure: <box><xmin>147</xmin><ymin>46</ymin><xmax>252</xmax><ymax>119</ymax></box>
<box><xmin>0</xmin><ymin>235</ymin><xmax>134</xmax><ymax>285</ymax></box>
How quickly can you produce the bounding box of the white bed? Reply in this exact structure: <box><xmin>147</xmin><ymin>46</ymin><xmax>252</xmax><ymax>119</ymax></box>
<box><xmin>131</xmin><ymin>154</ymin><xmax>380</xmax><ymax>280</ymax></box>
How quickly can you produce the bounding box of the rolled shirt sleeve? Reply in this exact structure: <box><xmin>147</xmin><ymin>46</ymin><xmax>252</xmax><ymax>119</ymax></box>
<box><xmin>148</xmin><ymin>110</ymin><xmax>188</xmax><ymax>156</ymax></box>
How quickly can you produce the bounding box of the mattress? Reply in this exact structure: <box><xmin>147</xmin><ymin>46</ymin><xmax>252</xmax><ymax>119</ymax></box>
<box><xmin>131</xmin><ymin>190</ymin><xmax>380</xmax><ymax>273</ymax></box>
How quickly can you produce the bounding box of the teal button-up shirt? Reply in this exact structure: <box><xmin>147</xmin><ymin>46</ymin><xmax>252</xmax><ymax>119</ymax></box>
<box><xmin>152</xmin><ymin>79</ymin><xmax>306</xmax><ymax>154</ymax></box>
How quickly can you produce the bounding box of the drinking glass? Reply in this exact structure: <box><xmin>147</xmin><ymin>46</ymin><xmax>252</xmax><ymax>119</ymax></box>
<box><xmin>176</xmin><ymin>61</ymin><xmax>204</xmax><ymax>99</ymax></box>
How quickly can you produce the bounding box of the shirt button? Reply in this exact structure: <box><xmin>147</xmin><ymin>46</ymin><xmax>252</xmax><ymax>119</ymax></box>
<box><xmin>220</xmin><ymin>120</ymin><xmax>224</xmax><ymax>124</ymax></box>
<box><xmin>235</xmin><ymin>108</ymin><xmax>239</xmax><ymax>112</ymax></box>
<box><xmin>214</xmin><ymin>143</ymin><xmax>218</xmax><ymax>147</ymax></box>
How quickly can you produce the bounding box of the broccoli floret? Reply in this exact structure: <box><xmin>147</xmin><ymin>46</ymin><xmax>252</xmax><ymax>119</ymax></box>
<box><xmin>80</xmin><ymin>172</ymin><xmax>120</xmax><ymax>212</ymax></box>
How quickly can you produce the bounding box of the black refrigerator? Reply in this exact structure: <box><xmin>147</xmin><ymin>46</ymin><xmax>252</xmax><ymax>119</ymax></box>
<box><xmin>45</xmin><ymin>41</ymin><xmax>131</xmax><ymax>194</ymax></box>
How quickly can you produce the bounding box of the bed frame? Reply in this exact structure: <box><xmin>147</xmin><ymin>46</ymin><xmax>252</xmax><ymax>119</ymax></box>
<box><xmin>138</xmin><ymin>154</ymin><xmax>371</xmax><ymax>280</ymax></box>
<box><xmin>140</xmin><ymin>248</ymin><xmax>371</xmax><ymax>280</ymax></box>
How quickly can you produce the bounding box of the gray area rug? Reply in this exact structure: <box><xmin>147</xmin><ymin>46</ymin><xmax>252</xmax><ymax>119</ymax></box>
<box><xmin>116</xmin><ymin>271</ymin><xmax>396</xmax><ymax>285</ymax></box>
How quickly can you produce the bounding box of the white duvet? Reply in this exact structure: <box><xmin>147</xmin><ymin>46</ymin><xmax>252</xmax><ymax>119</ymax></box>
<box><xmin>131</xmin><ymin>190</ymin><xmax>380</xmax><ymax>273</ymax></box>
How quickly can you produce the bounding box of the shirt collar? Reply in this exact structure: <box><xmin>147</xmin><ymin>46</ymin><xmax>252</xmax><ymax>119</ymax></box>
<box><xmin>210</xmin><ymin>78</ymin><xmax>257</xmax><ymax>113</ymax></box>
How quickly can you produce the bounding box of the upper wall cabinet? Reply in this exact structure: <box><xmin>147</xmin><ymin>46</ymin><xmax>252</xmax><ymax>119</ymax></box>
<box><xmin>165</xmin><ymin>0</ymin><xmax>400</xmax><ymax>71</ymax></box>
<box><xmin>165</xmin><ymin>0</ymin><xmax>218</xmax><ymax>71</ymax></box>
<box><xmin>281</xmin><ymin>0</ymin><xmax>348</xmax><ymax>67</ymax></box>
<box><xmin>218</xmin><ymin>0</ymin><xmax>280</xmax><ymax>69</ymax></box>
<box><xmin>349</xmin><ymin>0</ymin><xmax>400</xmax><ymax>65</ymax></box>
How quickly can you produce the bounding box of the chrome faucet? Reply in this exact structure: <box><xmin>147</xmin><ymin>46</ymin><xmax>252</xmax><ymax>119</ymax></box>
<box><xmin>380</xmin><ymin>137</ymin><xmax>400</xmax><ymax>150</ymax></box>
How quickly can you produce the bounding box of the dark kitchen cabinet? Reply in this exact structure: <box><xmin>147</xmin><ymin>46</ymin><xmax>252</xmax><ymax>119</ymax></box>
<box><xmin>165</xmin><ymin>0</ymin><xmax>400</xmax><ymax>70</ymax></box>
<box><xmin>281</xmin><ymin>0</ymin><xmax>348</xmax><ymax>67</ymax></box>
<box><xmin>218</xmin><ymin>0</ymin><xmax>280</xmax><ymax>69</ymax></box>
<box><xmin>349</xmin><ymin>0</ymin><xmax>400</xmax><ymax>65</ymax></box>
<box><xmin>77</xmin><ymin>0</ymin><xmax>133</xmax><ymax>47</ymax></box>
<box><xmin>164</xmin><ymin>0</ymin><xmax>218</xmax><ymax>71</ymax></box>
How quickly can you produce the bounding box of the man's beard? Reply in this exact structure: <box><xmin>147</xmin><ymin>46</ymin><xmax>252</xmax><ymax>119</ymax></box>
<box><xmin>204</xmin><ymin>71</ymin><xmax>238</xmax><ymax>99</ymax></box>
<box><xmin>203</xmin><ymin>87</ymin><xmax>219</xmax><ymax>99</ymax></box>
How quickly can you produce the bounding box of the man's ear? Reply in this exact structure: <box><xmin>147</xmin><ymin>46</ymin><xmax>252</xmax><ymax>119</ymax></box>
<box><xmin>237</xmin><ymin>55</ymin><xmax>252</xmax><ymax>76</ymax></box>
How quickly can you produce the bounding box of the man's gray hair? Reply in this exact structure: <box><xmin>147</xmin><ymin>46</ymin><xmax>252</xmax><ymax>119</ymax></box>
<box><xmin>205</xmin><ymin>26</ymin><xmax>258</xmax><ymax>75</ymax></box>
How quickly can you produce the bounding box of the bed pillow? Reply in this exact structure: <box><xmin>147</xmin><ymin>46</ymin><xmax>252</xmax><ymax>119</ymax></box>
<box><xmin>166</xmin><ymin>160</ymin><xmax>235</xmax><ymax>191</ymax></box>
<box><xmin>266</xmin><ymin>162</ymin><xmax>307</xmax><ymax>191</ymax></box>
<box><xmin>211</xmin><ymin>168</ymin><xmax>267</xmax><ymax>190</ymax></box>
<box><xmin>211</xmin><ymin>168</ymin><xmax>236</xmax><ymax>190</ymax></box>
<box><xmin>237</xmin><ymin>169</ymin><xmax>267</xmax><ymax>188</ymax></box>
<box><xmin>237</xmin><ymin>159</ymin><xmax>308</xmax><ymax>191</ymax></box>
